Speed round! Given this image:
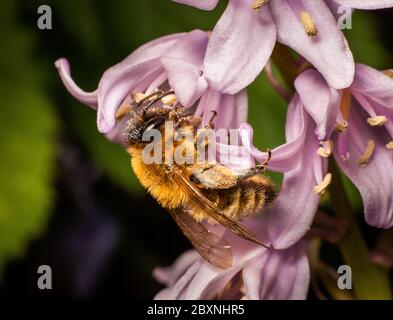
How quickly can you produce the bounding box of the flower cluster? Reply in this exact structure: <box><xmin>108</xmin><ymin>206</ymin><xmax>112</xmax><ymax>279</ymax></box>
<box><xmin>56</xmin><ymin>0</ymin><xmax>393</xmax><ymax>300</ymax></box>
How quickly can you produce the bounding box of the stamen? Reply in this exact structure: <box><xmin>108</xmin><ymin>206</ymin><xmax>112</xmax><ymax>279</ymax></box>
<box><xmin>317</xmin><ymin>140</ymin><xmax>334</xmax><ymax>158</ymax></box>
<box><xmin>340</xmin><ymin>90</ymin><xmax>351</xmax><ymax>121</ymax></box>
<box><xmin>161</xmin><ymin>94</ymin><xmax>177</xmax><ymax>106</ymax></box>
<box><xmin>367</xmin><ymin>115</ymin><xmax>388</xmax><ymax>126</ymax></box>
<box><xmin>335</xmin><ymin>91</ymin><xmax>352</xmax><ymax>157</ymax></box>
<box><xmin>252</xmin><ymin>0</ymin><xmax>269</xmax><ymax>10</ymax></box>
<box><xmin>300</xmin><ymin>11</ymin><xmax>317</xmax><ymax>37</ymax></box>
<box><xmin>314</xmin><ymin>173</ymin><xmax>332</xmax><ymax>195</ymax></box>
<box><xmin>386</xmin><ymin>141</ymin><xmax>393</xmax><ymax>150</ymax></box>
<box><xmin>335</xmin><ymin>120</ymin><xmax>349</xmax><ymax>132</ymax></box>
<box><xmin>357</xmin><ymin>140</ymin><xmax>375</xmax><ymax>167</ymax></box>
<box><xmin>132</xmin><ymin>92</ymin><xmax>147</xmax><ymax>103</ymax></box>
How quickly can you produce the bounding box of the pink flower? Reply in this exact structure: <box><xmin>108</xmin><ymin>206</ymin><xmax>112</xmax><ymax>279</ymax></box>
<box><xmin>173</xmin><ymin>0</ymin><xmax>393</xmax><ymax>93</ymax></box>
<box><xmin>157</xmin><ymin>63</ymin><xmax>392</xmax><ymax>300</ymax></box>
<box><xmin>55</xmin><ymin>30</ymin><xmax>248</xmax><ymax>142</ymax></box>
<box><xmin>239</xmin><ymin>64</ymin><xmax>393</xmax><ymax>249</ymax></box>
<box><xmin>154</xmin><ymin>219</ymin><xmax>309</xmax><ymax>300</ymax></box>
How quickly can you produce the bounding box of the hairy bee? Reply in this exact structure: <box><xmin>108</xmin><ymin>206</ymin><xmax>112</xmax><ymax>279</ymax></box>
<box><xmin>117</xmin><ymin>90</ymin><xmax>276</xmax><ymax>269</ymax></box>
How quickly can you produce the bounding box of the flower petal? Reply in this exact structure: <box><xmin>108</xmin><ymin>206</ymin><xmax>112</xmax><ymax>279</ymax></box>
<box><xmin>161</xmin><ymin>30</ymin><xmax>209</xmax><ymax>107</ymax></box>
<box><xmin>266</xmin><ymin>99</ymin><xmax>323</xmax><ymax>248</ymax></box>
<box><xmin>266</xmin><ymin>153</ymin><xmax>322</xmax><ymax>249</ymax></box>
<box><xmin>183</xmin><ymin>263</ymin><xmax>242</xmax><ymax>299</ymax></box>
<box><xmin>153</xmin><ymin>250</ymin><xmax>200</xmax><ymax>286</ymax></box>
<box><xmin>325</xmin><ymin>0</ymin><xmax>344</xmax><ymax>19</ymax></box>
<box><xmin>204</xmin><ymin>0</ymin><xmax>276</xmax><ymax>94</ymax></box>
<box><xmin>55</xmin><ymin>58</ymin><xmax>98</xmax><ymax>108</ymax></box>
<box><xmin>154</xmin><ymin>259</ymin><xmax>203</xmax><ymax>299</ymax></box>
<box><xmin>334</xmin><ymin>103</ymin><xmax>393</xmax><ymax>228</ymax></box>
<box><xmin>96</xmin><ymin>33</ymin><xmax>184</xmax><ymax>133</ymax></box>
<box><xmin>173</xmin><ymin>0</ymin><xmax>220</xmax><ymax>10</ymax></box>
<box><xmin>195</xmin><ymin>88</ymin><xmax>248</xmax><ymax>130</ymax></box>
<box><xmin>236</xmin><ymin>96</ymin><xmax>308</xmax><ymax>173</ymax></box>
<box><xmin>295</xmin><ymin>69</ymin><xmax>341</xmax><ymax>140</ymax></box>
<box><xmin>352</xmin><ymin>64</ymin><xmax>393</xmax><ymax>108</ymax></box>
<box><xmin>270</xmin><ymin>0</ymin><xmax>354</xmax><ymax>89</ymax></box>
<box><xmin>333</xmin><ymin>0</ymin><xmax>393</xmax><ymax>9</ymax></box>
<box><xmin>243</xmin><ymin>241</ymin><xmax>310</xmax><ymax>300</ymax></box>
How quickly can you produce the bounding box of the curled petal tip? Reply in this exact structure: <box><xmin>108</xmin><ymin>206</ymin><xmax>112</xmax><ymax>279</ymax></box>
<box><xmin>55</xmin><ymin>57</ymin><xmax>98</xmax><ymax>108</ymax></box>
<box><xmin>54</xmin><ymin>57</ymin><xmax>66</xmax><ymax>69</ymax></box>
<box><xmin>97</xmin><ymin>114</ymin><xmax>115</xmax><ymax>134</ymax></box>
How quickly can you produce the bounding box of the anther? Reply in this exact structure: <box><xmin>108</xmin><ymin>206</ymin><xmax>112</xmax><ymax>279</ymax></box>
<box><xmin>300</xmin><ymin>11</ymin><xmax>317</xmax><ymax>37</ymax></box>
<box><xmin>357</xmin><ymin>139</ymin><xmax>375</xmax><ymax>167</ymax></box>
<box><xmin>335</xmin><ymin>120</ymin><xmax>349</xmax><ymax>132</ymax></box>
<box><xmin>314</xmin><ymin>173</ymin><xmax>332</xmax><ymax>195</ymax></box>
<box><xmin>252</xmin><ymin>0</ymin><xmax>269</xmax><ymax>10</ymax></box>
<box><xmin>317</xmin><ymin>140</ymin><xmax>334</xmax><ymax>158</ymax></box>
<box><xmin>132</xmin><ymin>92</ymin><xmax>147</xmax><ymax>103</ymax></box>
<box><xmin>386</xmin><ymin>141</ymin><xmax>393</xmax><ymax>150</ymax></box>
<box><xmin>161</xmin><ymin>94</ymin><xmax>177</xmax><ymax>106</ymax></box>
<box><xmin>367</xmin><ymin>115</ymin><xmax>388</xmax><ymax>126</ymax></box>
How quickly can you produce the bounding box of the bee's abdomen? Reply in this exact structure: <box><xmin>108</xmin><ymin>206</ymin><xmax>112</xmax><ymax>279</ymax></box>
<box><xmin>209</xmin><ymin>175</ymin><xmax>276</xmax><ymax>220</ymax></box>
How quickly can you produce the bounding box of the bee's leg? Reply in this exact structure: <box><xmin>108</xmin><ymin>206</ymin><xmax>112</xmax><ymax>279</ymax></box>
<box><xmin>189</xmin><ymin>163</ymin><xmax>238</xmax><ymax>189</ymax></box>
<box><xmin>194</xmin><ymin>111</ymin><xmax>217</xmax><ymax>150</ymax></box>
<box><xmin>174</xmin><ymin>115</ymin><xmax>195</xmax><ymax>130</ymax></box>
<box><xmin>236</xmin><ymin>149</ymin><xmax>272</xmax><ymax>181</ymax></box>
<box><xmin>144</xmin><ymin>106</ymin><xmax>172</xmax><ymax>120</ymax></box>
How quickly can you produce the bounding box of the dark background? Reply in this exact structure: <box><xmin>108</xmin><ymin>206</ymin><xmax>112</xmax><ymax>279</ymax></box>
<box><xmin>0</xmin><ymin>0</ymin><xmax>392</xmax><ymax>299</ymax></box>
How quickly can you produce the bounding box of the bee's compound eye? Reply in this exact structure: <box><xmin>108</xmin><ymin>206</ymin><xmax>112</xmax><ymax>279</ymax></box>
<box><xmin>143</xmin><ymin>116</ymin><xmax>166</xmax><ymax>134</ymax></box>
<box><xmin>145</xmin><ymin>123</ymin><xmax>155</xmax><ymax>132</ymax></box>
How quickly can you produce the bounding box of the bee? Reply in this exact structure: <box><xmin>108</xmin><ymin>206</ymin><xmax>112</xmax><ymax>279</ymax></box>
<box><xmin>116</xmin><ymin>90</ymin><xmax>276</xmax><ymax>269</ymax></box>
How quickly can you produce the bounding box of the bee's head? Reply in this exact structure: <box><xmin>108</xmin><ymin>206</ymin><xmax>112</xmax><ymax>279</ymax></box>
<box><xmin>125</xmin><ymin>110</ymin><xmax>145</xmax><ymax>145</ymax></box>
<box><xmin>126</xmin><ymin>111</ymin><xmax>166</xmax><ymax>145</ymax></box>
<box><xmin>124</xmin><ymin>90</ymin><xmax>176</xmax><ymax>145</ymax></box>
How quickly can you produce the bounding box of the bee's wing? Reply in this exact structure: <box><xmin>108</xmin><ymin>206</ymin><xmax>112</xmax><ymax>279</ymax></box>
<box><xmin>168</xmin><ymin>207</ymin><xmax>233</xmax><ymax>269</ymax></box>
<box><xmin>172</xmin><ymin>167</ymin><xmax>269</xmax><ymax>248</ymax></box>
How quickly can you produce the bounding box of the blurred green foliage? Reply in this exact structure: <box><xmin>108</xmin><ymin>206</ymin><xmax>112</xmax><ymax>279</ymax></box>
<box><xmin>0</xmin><ymin>1</ymin><xmax>57</xmax><ymax>274</ymax></box>
<box><xmin>345</xmin><ymin>11</ymin><xmax>390</xmax><ymax>69</ymax></box>
<box><xmin>0</xmin><ymin>0</ymin><xmax>391</xmax><ymax>278</ymax></box>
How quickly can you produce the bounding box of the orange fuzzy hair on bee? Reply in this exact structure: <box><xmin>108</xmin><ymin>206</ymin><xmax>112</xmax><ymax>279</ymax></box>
<box><xmin>127</xmin><ymin>144</ymin><xmax>189</xmax><ymax>209</ymax></box>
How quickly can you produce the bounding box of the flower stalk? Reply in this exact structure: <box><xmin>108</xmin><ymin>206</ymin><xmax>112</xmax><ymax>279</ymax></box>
<box><xmin>271</xmin><ymin>43</ymin><xmax>299</xmax><ymax>93</ymax></box>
